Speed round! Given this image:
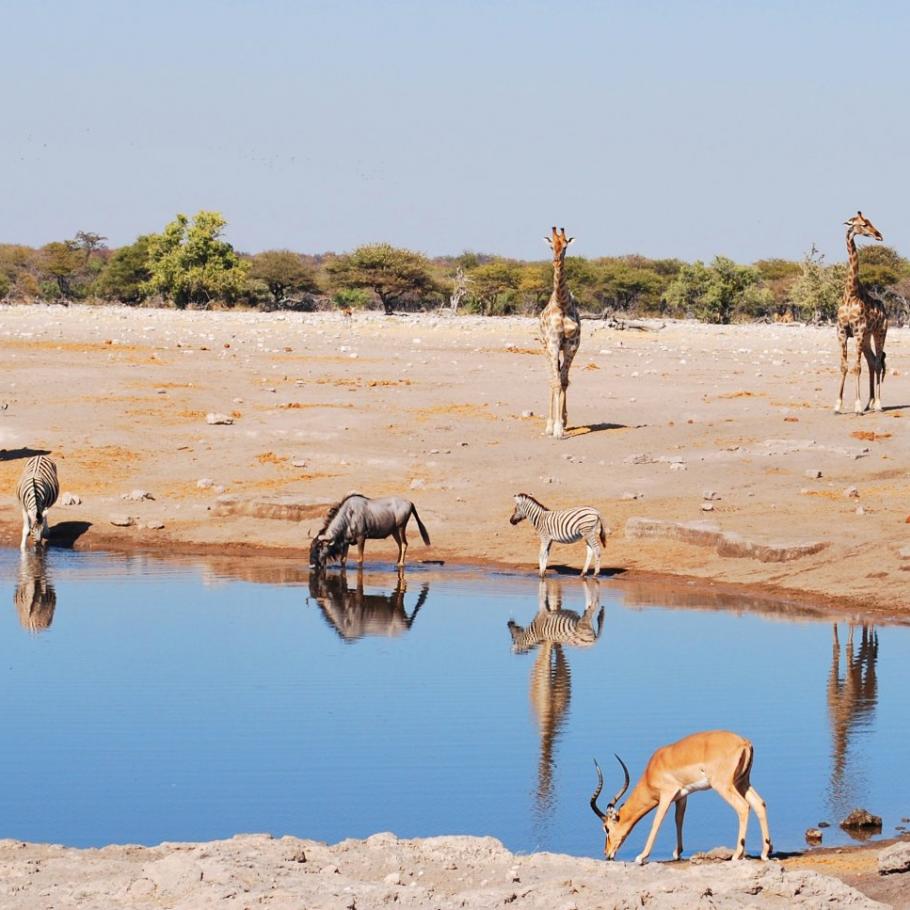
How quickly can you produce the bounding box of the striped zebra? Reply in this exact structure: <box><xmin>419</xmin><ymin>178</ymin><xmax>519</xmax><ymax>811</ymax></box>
<box><xmin>14</xmin><ymin>550</ymin><xmax>56</xmax><ymax>633</ymax></box>
<box><xmin>16</xmin><ymin>455</ymin><xmax>60</xmax><ymax>549</ymax></box>
<box><xmin>508</xmin><ymin>578</ymin><xmax>605</xmax><ymax>654</ymax></box>
<box><xmin>509</xmin><ymin>492</ymin><xmax>608</xmax><ymax>577</ymax></box>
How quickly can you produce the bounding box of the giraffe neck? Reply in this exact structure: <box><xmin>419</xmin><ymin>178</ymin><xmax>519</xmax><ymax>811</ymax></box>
<box><xmin>845</xmin><ymin>230</ymin><xmax>862</xmax><ymax>299</ymax></box>
<box><xmin>552</xmin><ymin>259</ymin><xmax>571</xmax><ymax>310</ymax></box>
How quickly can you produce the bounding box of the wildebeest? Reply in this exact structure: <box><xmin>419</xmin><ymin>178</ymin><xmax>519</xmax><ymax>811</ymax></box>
<box><xmin>309</xmin><ymin>493</ymin><xmax>431</xmax><ymax>569</ymax></box>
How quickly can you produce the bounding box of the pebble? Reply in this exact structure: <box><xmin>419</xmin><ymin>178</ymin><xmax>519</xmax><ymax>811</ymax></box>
<box><xmin>109</xmin><ymin>515</ymin><xmax>135</xmax><ymax>527</ymax></box>
<box><xmin>805</xmin><ymin>469</ymin><xmax>823</xmax><ymax>479</ymax></box>
<box><xmin>702</xmin><ymin>490</ymin><xmax>721</xmax><ymax>501</ymax></box>
<box><xmin>206</xmin><ymin>413</ymin><xmax>233</xmax><ymax>425</ymax></box>
<box><xmin>805</xmin><ymin>828</ymin><xmax>823</xmax><ymax>844</ymax></box>
<box><xmin>844</xmin><ymin>486</ymin><xmax>859</xmax><ymax>498</ymax></box>
<box><xmin>409</xmin><ymin>479</ymin><xmax>425</xmax><ymax>490</ymax></box>
<box><xmin>520</xmin><ymin>410</ymin><xmax>534</xmax><ymax>418</ymax></box>
<box><xmin>291</xmin><ymin>459</ymin><xmax>307</xmax><ymax>468</ymax></box>
<box><xmin>621</xmin><ymin>492</ymin><xmax>641</xmax><ymax>501</ymax></box>
<box><xmin>143</xmin><ymin>520</ymin><xmax>165</xmax><ymax>530</ymax></box>
<box><xmin>60</xmin><ymin>492</ymin><xmax>82</xmax><ymax>506</ymax></box>
<box><xmin>197</xmin><ymin>478</ymin><xmax>215</xmax><ymax>489</ymax></box>
<box><xmin>701</xmin><ymin>502</ymin><xmax>715</xmax><ymax>511</ymax></box>
<box><xmin>383</xmin><ymin>871</ymin><xmax>402</xmax><ymax>885</ymax></box>
<box><xmin>122</xmin><ymin>489</ymin><xmax>155</xmax><ymax>502</ymax></box>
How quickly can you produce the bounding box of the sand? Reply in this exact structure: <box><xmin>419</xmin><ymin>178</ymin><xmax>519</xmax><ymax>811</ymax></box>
<box><xmin>2</xmin><ymin>304</ymin><xmax>909</xmax><ymax>907</ymax></box>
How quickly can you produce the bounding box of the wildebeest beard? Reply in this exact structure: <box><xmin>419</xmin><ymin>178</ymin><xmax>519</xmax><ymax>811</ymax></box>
<box><xmin>309</xmin><ymin>535</ymin><xmax>347</xmax><ymax>568</ymax></box>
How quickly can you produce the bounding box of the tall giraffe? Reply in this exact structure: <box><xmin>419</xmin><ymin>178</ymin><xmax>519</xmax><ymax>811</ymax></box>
<box><xmin>835</xmin><ymin>211</ymin><xmax>887</xmax><ymax>414</ymax></box>
<box><xmin>540</xmin><ymin>226</ymin><xmax>580</xmax><ymax>438</ymax></box>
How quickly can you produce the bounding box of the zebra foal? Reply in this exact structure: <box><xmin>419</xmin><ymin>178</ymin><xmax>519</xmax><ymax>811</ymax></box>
<box><xmin>509</xmin><ymin>492</ymin><xmax>607</xmax><ymax>577</ymax></box>
<box><xmin>16</xmin><ymin>455</ymin><xmax>60</xmax><ymax>549</ymax></box>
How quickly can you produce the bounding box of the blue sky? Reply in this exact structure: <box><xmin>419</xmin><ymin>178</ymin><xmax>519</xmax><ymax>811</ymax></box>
<box><xmin>2</xmin><ymin>1</ymin><xmax>908</xmax><ymax>262</ymax></box>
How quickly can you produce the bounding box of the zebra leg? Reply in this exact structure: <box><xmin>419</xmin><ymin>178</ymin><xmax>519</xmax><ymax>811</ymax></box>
<box><xmin>20</xmin><ymin>509</ymin><xmax>30</xmax><ymax>550</ymax></box>
<box><xmin>538</xmin><ymin>539</ymin><xmax>551</xmax><ymax>577</ymax></box>
<box><xmin>41</xmin><ymin>512</ymin><xmax>50</xmax><ymax>546</ymax></box>
<box><xmin>580</xmin><ymin>542</ymin><xmax>593</xmax><ymax>576</ymax></box>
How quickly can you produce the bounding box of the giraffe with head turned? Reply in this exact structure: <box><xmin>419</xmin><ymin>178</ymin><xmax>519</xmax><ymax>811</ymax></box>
<box><xmin>835</xmin><ymin>211</ymin><xmax>887</xmax><ymax>414</ymax></box>
<box><xmin>540</xmin><ymin>226</ymin><xmax>580</xmax><ymax>438</ymax></box>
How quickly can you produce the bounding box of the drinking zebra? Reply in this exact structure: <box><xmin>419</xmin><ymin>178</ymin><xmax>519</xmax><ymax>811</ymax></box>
<box><xmin>15</xmin><ymin>455</ymin><xmax>60</xmax><ymax>549</ymax></box>
<box><xmin>509</xmin><ymin>492</ymin><xmax>607</xmax><ymax>577</ymax></box>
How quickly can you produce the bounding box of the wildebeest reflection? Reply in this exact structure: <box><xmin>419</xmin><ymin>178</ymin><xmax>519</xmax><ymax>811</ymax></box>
<box><xmin>14</xmin><ymin>550</ymin><xmax>57</xmax><ymax>633</ymax></box>
<box><xmin>508</xmin><ymin>579</ymin><xmax>605</xmax><ymax>821</ymax></box>
<box><xmin>308</xmin><ymin>569</ymin><xmax>429</xmax><ymax>642</ymax></box>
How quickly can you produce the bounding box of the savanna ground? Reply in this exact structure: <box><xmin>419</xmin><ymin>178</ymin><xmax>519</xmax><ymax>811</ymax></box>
<box><xmin>1</xmin><ymin>304</ymin><xmax>908</xmax><ymax>907</ymax></box>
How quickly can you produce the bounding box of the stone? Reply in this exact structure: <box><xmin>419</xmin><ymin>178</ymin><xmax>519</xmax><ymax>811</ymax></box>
<box><xmin>383</xmin><ymin>871</ymin><xmax>402</xmax><ymax>885</ymax></box>
<box><xmin>409</xmin><ymin>478</ymin><xmax>425</xmax><ymax>490</ymax></box>
<box><xmin>701</xmin><ymin>503</ymin><xmax>715</xmax><ymax>512</ymax></box>
<box><xmin>703</xmin><ymin>490</ymin><xmax>721</xmax><ymax>501</ymax></box>
<box><xmin>206</xmin><ymin>413</ymin><xmax>233</xmax><ymax>425</ymax></box>
<box><xmin>844</xmin><ymin>486</ymin><xmax>860</xmax><ymax>499</ymax></box>
<box><xmin>621</xmin><ymin>492</ymin><xmax>641</xmax><ymax>501</ymax></box>
<box><xmin>520</xmin><ymin>410</ymin><xmax>534</xmax><ymax>418</ymax></box>
<box><xmin>291</xmin><ymin>459</ymin><xmax>307</xmax><ymax>468</ymax></box>
<box><xmin>878</xmin><ymin>841</ymin><xmax>910</xmax><ymax>875</ymax></box>
<box><xmin>805</xmin><ymin>828</ymin><xmax>823</xmax><ymax>844</ymax></box>
<box><xmin>143</xmin><ymin>520</ymin><xmax>165</xmax><ymax>530</ymax></box>
<box><xmin>197</xmin><ymin>478</ymin><xmax>215</xmax><ymax>489</ymax></box>
<box><xmin>60</xmin><ymin>492</ymin><xmax>82</xmax><ymax>506</ymax></box>
<box><xmin>805</xmin><ymin>469</ymin><xmax>823</xmax><ymax>479</ymax></box>
<box><xmin>121</xmin><ymin>489</ymin><xmax>155</xmax><ymax>502</ymax></box>
<box><xmin>840</xmin><ymin>808</ymin><xmax>882</xmax><ymax>831</ymax></box>
<box><xmin>109</xmin><ymin>514</ymin><xmax>135</xmax><ymax>527</ymax></box>
<box><xmin>670</xmin><ymin>462</ymin><xmax>687</xmax><ymax>471</ymax></box>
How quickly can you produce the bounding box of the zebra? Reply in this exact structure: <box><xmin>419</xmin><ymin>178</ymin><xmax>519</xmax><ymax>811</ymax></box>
<box><xmin>15</xmin><ymin>455</ymin><xmax>60</xmax><ymax>549</ymax></box>
<box><xmin>508</xmin><ymin>577</ymin><xmax>605</xmax><ymax>654</ymax></box>
<box><xmin>14</xmin><ymin>549</ymin><xmax>56</xmax><ymax>633</ymax></box>
<box><xmin>509</xmin><ymin>492</ymin><xmax>608</xmax><ymax>577</ymax></box>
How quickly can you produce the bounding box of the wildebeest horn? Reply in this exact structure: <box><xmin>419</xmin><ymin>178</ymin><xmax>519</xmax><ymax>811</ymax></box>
<box><xmin>608</xmin><ymin>754</ymin><xmax>631</xmax><ymax>808</ymax></box>
<box><xmin>590</xmin><ymin>758</ymin><xmax>606</xmax><ymax>820</ymax></box>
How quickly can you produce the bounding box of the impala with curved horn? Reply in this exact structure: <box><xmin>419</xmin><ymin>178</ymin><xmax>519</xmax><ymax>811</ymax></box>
<box><xmin>590</xmin><ymin>730</ymin><xmax>772</xmax><ymax>864</ymax></box>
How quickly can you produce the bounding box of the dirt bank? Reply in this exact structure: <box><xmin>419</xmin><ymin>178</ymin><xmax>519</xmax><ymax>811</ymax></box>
<box><xmin>2</xmin><ymin>831</ymin><xmax>905</xmax><ymax>910</ymax></box>
<box><xmin>2</xmin><ymin>305</ymin><xmax>909</xmax><ymax>615</ymax></box>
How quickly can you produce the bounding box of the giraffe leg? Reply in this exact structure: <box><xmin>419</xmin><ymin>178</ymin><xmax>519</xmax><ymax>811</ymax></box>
<box><xmin>873</xmin><ymin>328</ymin><xmax>887</xmax><ymax>411</ymax></box>
<box><xmin>835</xmin><ymin>324</ymin><xmax>848</xmax><ymax>413</ymax></box>
<box><xmin>853</xmin><ymin>327</ymin><xmax>866</xmax><ymax>414</ymax></box>
<box><xmin>862</xmin><ymin>340</ymin><xmax>876</xmax><ymax>413</ymax></box>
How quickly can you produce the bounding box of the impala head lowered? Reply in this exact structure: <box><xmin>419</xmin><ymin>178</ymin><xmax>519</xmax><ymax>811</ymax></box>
<box><xmin>590</xmin><ymin>755</ymin><xmax>631</xmax><ymax>859</ymax></box>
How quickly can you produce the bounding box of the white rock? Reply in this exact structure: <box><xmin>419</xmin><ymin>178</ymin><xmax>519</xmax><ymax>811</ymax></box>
<box><xmin>844</xmin><ymin>486</ymin><xmax>860</xmax><ymax>498</ymax></box>
<box><xmin>206</xmin><ymin>413</ymin><xmax>233</xmax><ymax>425</ymax></box>
<box><xmin>144</xmin><ymin>520</ymin><xmax>165</xmax><ymax>530</ymax></box>
<box><xmin>383</xmin><ymin>871</ymin><xmax>402</xmax><ymax>885</ymax></box>
<box><xmin>701</xmin><ymin>502</ymin><xmax>715</xmax><ymax>511</ymax></box>
<box><xmin>109</xmin><ymin>514</ymin><xmax>135</xmax><ymax>527</ymax></box>
<box><xmin>197</xmin><ymin>478</ymin><xmax>215</xmax><ymax>489</ymax></box>
<box><xmin>60</xmin><ymin>492</ymin><xmax>82</xmax><ymax>506</ymax></box>
<box><xmin>122</xmin><ymin>489</ymin><xmax>155</xmax><ymax>502</ymax></box>
<box><xmin>409</xmin><ymin>478</ymin><xmax>425</xmax><ymax>490</ymax></box>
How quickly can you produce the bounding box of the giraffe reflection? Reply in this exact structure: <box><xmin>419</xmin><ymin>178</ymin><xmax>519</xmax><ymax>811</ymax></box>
<box><xmin>14</xmin><ymin>550</ymin><xmax>57</xmax><ymax>633</ymax></box>
<box><xmin>827</xmin><ymin>623</ymin><xmax>878</xmax><ymax>822</ymax></box>
<box><xmin>508</xmin><ymin>579</ymin><xmax>605</xmax><ymax>825</ymax></box>
<box><xmin>308</xmin><ymin>568</ymin><xmax>429</xmax><ymax>642</ymax></box>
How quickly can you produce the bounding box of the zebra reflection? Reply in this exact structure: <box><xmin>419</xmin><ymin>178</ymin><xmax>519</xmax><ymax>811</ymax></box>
<box><xmin>14</xmin><ymin>550</ymin><xmax>57</xmax><ymax>633</ymax></box>
<box><xmin>308</xmin><ymin>569</ymin><xmax>429</xmax><ymax>642</ymax></box>
<box><xmin>827</xmin><ymin>623</ymin><xmax>878</xmax><ymax>822</ymax></box>
<box><xmin>508</xmin><ymin>578</ymin><xmax>605</xmax><ymax>827</ymax></box>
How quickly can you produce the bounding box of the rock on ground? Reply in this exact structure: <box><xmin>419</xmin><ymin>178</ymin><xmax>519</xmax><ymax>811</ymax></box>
<box><xmin>0</xmin><ymin>833</ymin><xmax>886</xmax><ymax>910</ymax></box>
<box><xmin>878</xmin><ymin>841</ymin><xmax>910</xmax><ymax>875</ymax></box>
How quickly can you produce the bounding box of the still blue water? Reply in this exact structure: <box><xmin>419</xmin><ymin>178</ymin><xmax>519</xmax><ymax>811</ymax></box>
<box><xmin>1</xmin><ymin>547</ymin><xmax>907</xmax><ymax>862</ymax></box>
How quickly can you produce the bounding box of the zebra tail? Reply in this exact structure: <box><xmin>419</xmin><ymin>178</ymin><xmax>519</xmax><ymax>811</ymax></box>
<box><xmin>599</xmin><ymin>521</ymin><xmax>606</xmax><ymax>547</ymax></box>
<box><xmin>411</xmin><ymin>505</ymin><xmax>431</xmax><ymax>546</ymax></box>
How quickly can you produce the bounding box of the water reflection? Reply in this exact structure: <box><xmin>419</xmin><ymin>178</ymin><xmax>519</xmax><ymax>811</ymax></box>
<box><xmin>827</xmin><ymin>623</ymin><xmax>879</xmax><ymax>826</ymax></box>
<box><xmin>508</xmin><ymin>579</ymin><xmax>605</xmax><ymax>830</ymax></box>
<box><xmin>307</xmin><ymin>569</ymin><xmax>430</xmax><ymax>642</ymax></box>
<box><xmin>13</xmin><ymin>550</ymin><xmax>57</xmax><ymax>633</ymax></box>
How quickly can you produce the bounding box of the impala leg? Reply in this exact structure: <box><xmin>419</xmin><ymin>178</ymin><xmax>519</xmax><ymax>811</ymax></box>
<box><xmin>715</xmin><ymin>785</ymin><xmax>751</xmax><ymax>859</ymax></box>
<box><xmin>538</xmin><ymin>540</ymin><xmax>551</xmax><ymax>578</ymax></box>
<box><xmin>634</xmin><ymin>794</ymin><xmax>676</xmax><ymax>865</ymax></box>
<box><xmin>672</xmin><ymin>796</ymin><xmax>688</xmax><ymax>861</ymax></box>
<box><xmin>745</xmin><ymin>786</ymin><xmax>772</xmax><ymax>860</ymax></box>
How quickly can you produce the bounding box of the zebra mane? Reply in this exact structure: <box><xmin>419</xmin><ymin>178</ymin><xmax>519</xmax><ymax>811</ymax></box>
<box><xmin>318</xmin><ymin>492</ymin><xmax>368</xmax><ymax>534</ymax></box>
<box><xmin>516</xmin><ymin>492</ymin><xmax>548</xmax><ymax>510</ymax></box>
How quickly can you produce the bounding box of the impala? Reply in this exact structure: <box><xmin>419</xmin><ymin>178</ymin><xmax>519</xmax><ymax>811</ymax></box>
<box><xmin>590</xmin><ymin>730</ymin><xmax>772</xmax><ymax>864</ymax></box>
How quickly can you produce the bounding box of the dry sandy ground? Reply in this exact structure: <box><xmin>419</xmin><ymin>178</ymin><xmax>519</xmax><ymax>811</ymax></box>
<box><xmin>1</xmin><ymin>304</ymin><xmax>909</xmax><ymax>614</ymax></box>
<box><xmin>2</xmin><ymin>304</ymin><xmax>910</xmax><ymax>908</ymax></box>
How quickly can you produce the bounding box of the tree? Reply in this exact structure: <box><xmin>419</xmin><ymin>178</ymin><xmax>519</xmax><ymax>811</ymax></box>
<box><xmin>326</xmin><ymin>243</ymin><xmax>439</xmax><ymax>314</ymax></box>
<box><xmin>466</xmin><ymin>259</ymin><xmax>521</xmax><ymax>315</ymax></box>
<box><xmin>40</xmin><ymin>241</ymin><xmax>83</xmax><ymax>299</ymax></box>
<box><xmin>857</xmin><ymin>245</ymin><xmax>908</xmax><ymax>290</ymax></box>
<box><xmin>73</xmin><ymin>230</ymin><xmax>108</xmax><ymax>264</ymax></box>
<box><xmin>0</xmin><ymin>271</ymin><xmax>9</xmax><ymax>299</ymax></box>
<box><xmin>663</xmin><ymin>256</ymin><xmax>759</xmax><ymax>324</ymax></box>
<box><xmin>788</xmin><ymin>245</ymin><xmax>844</xmax><ymax>323</ymax></box>
<box><xmin>144</xmin><ymin>211</ymin><xmax>249</xmax><ymax>309</ymax></box>
<box><xmin>96</xmin><ymin>236</ymin><xmax>152</xmax><ymax>303</ymax></box>
<box><xmin>249</xmin><ymin>250</ymin><xmax>320</xmax><ymax>308</ymax></box>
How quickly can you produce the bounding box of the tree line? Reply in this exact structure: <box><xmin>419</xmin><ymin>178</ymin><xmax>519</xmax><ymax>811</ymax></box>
<box><xmin>2</xmin><ymin>210</ymin><xmax>909</xmax><ymax>325</ymax></box>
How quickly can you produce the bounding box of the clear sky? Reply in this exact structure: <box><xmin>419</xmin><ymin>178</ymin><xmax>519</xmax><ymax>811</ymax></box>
<box><xmin>2</xmin><ymin>1</ymin><xmax>908</xmax><ymax>263</ymax></box>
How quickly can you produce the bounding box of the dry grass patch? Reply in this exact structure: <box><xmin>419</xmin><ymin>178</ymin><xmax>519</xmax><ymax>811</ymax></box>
<box><xmin>851</xmin><ymin>430</ymin><xmax>892</xmax><ymax>442</ymax></box>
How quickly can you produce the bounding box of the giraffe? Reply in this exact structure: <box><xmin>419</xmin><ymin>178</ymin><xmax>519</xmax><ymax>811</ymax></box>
<box><xmin>540</xmin><ymin>226</ymin><xmax>580</xmax><ymax>438</ymax></box>
<box><xmin>835</xmin><ymin>211</ymin><xmax>887</xmax><ymax>414</ymax></box>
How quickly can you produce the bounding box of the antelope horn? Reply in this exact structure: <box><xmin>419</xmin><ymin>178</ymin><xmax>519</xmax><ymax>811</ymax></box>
<box><xmin>590</xmin><ymin>758</ymin><xmax>606</xmax><ymax>820</ymax></box>
<box><xmin>608</xmin><ymin>753</ymin><xmax>631</xmax><ymax>808</ymax></box>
